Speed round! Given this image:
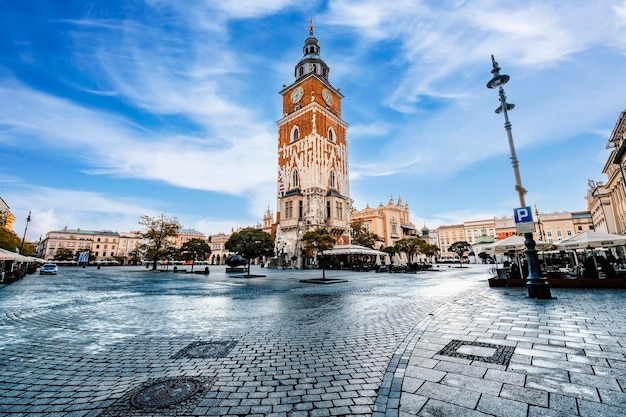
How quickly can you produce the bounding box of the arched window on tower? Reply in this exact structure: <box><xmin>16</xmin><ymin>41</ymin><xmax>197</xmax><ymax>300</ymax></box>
<box><xmin>330</xmin><ymin>171</ymin><xmax>336</xmax><ymax>189</ymax></box>
<box><xmin>299</xmin><ymin>67</ymin><xmax>304</xmax><ymax>77</ymax></box>
<box><xmin>291</xmin><ymin>126</ymin><xmax>300</xmax><ymax>143</ymax></box>
<box><xmin>328</xmin><ymin>127</ymin><xmax>335</xmax><ymax>142</ymax></box>
<box><xmin>292</xmin><ymin>169</ymin><xmax>299</xmax><ymax>189</ymax></box>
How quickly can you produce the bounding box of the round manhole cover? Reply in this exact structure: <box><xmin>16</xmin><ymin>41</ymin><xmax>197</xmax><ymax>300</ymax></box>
<box><xmin>130</xmin><ymin>377</ymin><xmax>201</xmax><ymax>409</ymax></box>
<box><xmin>186</xmin><ymin>342</ymin><xmax>227</xmax><ymax>358</ymax></box>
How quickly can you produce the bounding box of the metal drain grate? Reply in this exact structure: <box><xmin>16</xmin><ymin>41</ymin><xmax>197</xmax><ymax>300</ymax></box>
<box><xmin>437</xmin><ymin>340</ymin><xmax>515</xmax><ymax>366</ymax></box>
<box><xmin>172</xmin><ymin>340</ymin><xmax>237</xmax><ymax>359</ymax></box>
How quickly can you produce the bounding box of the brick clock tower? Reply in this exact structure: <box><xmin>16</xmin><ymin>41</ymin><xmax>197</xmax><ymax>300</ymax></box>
<box><xmin>275</xmin><ymin>22</ymin><xmax>351</xmax><ymax>269</ymax></box>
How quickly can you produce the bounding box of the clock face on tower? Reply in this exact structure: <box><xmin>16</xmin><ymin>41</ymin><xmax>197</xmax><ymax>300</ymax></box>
<box><xmin>291</xmin><ymin>87</ymin><xmax>304</xmax><ymax>103</ymax></box>
<box><xmin>322</xmin><ymin>88</ymin><xmax>333</xmax><ymax>106</ymax></box>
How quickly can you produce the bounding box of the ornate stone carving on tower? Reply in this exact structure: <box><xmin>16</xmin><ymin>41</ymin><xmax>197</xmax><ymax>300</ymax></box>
<box><xmin>275</xmin><ymin>21</ymin><xmax>351</xmax><ymax>269</ymax></box>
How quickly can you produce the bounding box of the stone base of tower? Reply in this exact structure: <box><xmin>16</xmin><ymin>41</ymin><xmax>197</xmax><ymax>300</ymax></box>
<box><xmin>274</xmin><ymin>224</ymin><xmax>349</xmax><ymax>270</ymax></box>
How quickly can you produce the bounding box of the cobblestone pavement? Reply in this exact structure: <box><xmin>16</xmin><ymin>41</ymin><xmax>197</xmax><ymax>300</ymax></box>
<box><xmin>0</xmin><ymin>264</ymin><xmax>487</xmax><ymax>417</ymax></box>
<box><xmin>401</xmin><ymin>286</ymin><xmax>626</xmax><ymax>417</ymax></box>
<box><xmin>3</xmin><ymin>266</ymin><xmax>625</xmax><ymax>417</ymax></box>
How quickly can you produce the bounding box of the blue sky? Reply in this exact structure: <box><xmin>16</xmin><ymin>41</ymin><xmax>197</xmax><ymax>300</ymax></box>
<box><xmin>2</xmin><ymin>1</ymin><xmax>626</xmax><ymax>242</ymax></box>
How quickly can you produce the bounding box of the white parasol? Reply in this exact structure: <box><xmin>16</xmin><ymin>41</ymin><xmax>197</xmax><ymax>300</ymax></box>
<box><xmin>555</xmin><ymin>231</ymin><xmax>626</xmax><ymax>250</ymax></box>
<box><xmin>483</xmin><ymin>235</ymin><xmax>554</xmax><ymax>255</ymax></box>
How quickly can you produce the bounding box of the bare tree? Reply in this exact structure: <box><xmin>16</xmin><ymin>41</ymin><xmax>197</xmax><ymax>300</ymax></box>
<box><xmin>138</xmin><ymin>214</ymin><xmax>182</xmax><ymax>271</ymax></box>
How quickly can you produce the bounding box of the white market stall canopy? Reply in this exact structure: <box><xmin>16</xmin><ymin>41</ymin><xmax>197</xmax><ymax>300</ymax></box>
<box><xmin>483</xmin><ymin>235</ymin><xmax>554</xmax><ymax>255</ymax></box>
<box><xmin>555</xmin><ymin>231</ymin><xmax>626</xmax><ymax>250</ymax></box>
<box><xmin>323</xmin><ymin>244</ymin><xmax>386</xmax><ymax>256</ymax></box>
<box><xmin>0</xmin><ymin>248</ymin><xmax>33</xmax><ymax>262</ymax></box>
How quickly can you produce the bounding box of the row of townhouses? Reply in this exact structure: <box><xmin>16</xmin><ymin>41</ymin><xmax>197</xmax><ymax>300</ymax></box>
<box><xmin>19</xmin><ymin>204</ymin><xmax>593</xmax><ymax>266</ymax></box>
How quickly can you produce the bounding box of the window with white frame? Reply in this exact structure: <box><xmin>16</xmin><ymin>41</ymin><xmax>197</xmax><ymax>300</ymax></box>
<box><xmin>291</xmin><ymin>169</ymin><xmax>299</xmax><ymax>189</ymax></box>
<box><xmin>291</xmin><ymin>126</ymin><xmax>300</xmax><ymax>142</ymax></box>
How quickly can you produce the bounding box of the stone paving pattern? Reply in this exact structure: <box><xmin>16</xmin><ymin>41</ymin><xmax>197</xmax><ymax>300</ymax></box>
<box><xmin>1</xmin><ymin>266</ymin><xmax>625</xmax><ymax>416</ymax></box>
<box><xmin>401</xmin><ymin>287</ymin><xmax>626</xmax><ymax>417</ymax></box>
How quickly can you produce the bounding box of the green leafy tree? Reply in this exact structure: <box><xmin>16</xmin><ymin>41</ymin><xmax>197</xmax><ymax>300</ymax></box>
<box><xmin>302</xmin><ymin>228</ymin><xmax>336</xmax><ymax>280</ymax></box>
<box><xmin>477</xmin><ymin>252</ymin><xmax>493</xmax><ymax>264</ymax></box>
<box><xmin>113</xmin><ymin>255</ymin><xmax>126</xmax><ymax>265</ymax></box>
<box><xmin>181</xmin><ymin>238</ymin><xmax>212</xmax><ymax>272</ymax></box>
<box><xmin>128</xmin><ymin>248</ymin><xmax>142</xmax><ymax>265</ymax></box>
<box><xmin>22</xmin><ymin>242</ymin><xmax>37</xmax><ymax>257</ymax></box>
<box><xmin>225</xmin><ymin>228</ymin><xmax>274</xmax><ymax>276</ymax></box>
<box><xmin>138</xmin><ymin>214</ymin><xmax>182</xmax><ymax>271</ymax></box>
<box><xmin>170</xmin><ymin>248</ymin><xmax>185</xmax><ymax>262</ymax></box>
<box><xmin>421</xmin><ymin>243</ymin><xmax>440</xmax><ymax>263</ymax></box>
<box><xmin>0</xmin><ymin>212</ymin><xmax>36</xmax><ymax>255</ymax></box>
<box><xmin>350</xmin><ymin>220</ymin><xmax>383</xmax><ymax>249</ymax></box>
<box><xmin>0</xmin><ymin>228</ymin><xmax>21</xmax><ymax>252</ymax></box>
<box><xmin>382</xmin><ymin>246</ymin><xmax>397</xmax><ymax>257</ymax></box>
<box><xmin>448</xmin><ymin>241</ymin><xmax>472</xmax><ymax>265</ymax></box>
<box><xmin>393</xmin><ymin>237</ymin><xmax>425</xmax><ymax>264</ymax></box>
<box><xmin>54</xmin><ymin>247</ymin><xmax>75</xmax><ymax>262</ymax></box>
<box><xmin>162</xmin><ymin>247</ymin><xmax>181</xmax><ymax>268</ymax></box>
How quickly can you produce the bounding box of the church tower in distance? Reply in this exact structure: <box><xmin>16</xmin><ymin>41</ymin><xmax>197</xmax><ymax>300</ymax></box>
<box><xmin>275</xmin><ymin>21</ymin><xmax>351</xmax><ymax>269</ymax></box>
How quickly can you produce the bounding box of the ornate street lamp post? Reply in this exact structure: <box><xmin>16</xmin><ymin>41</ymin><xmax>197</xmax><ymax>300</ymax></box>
<box><xmin>487</xmin><ymin>56</ymin><xmax>551</xmax><ymax>299</ymax></box>
<box><xmin>19</xmin><ymin>210</ymin><xmax>31</xmax><ymax>255</ymax></box>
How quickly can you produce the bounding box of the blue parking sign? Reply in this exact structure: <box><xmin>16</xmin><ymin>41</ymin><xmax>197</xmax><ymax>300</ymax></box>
<box><xmin>514</xmin><ymin>206</ymin><xmax>533</xmax><ymax>223</ymax></box>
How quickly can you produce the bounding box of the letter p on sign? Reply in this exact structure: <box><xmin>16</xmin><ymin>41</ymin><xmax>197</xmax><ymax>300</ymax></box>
<box><xmin>514</xmin><ymin>206</ymin><xmax>533</xmax><ymax>223</ymax></box>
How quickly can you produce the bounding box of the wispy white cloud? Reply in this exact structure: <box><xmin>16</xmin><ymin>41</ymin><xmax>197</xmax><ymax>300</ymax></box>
<box><xmin>348</xmin><ymin>122</ymin><xmax>393</xmax><ymax>140</ymax></box>
<box><xmin>322</xmin><ymin>0</ymin><xmax>626</xmax><ymax>185</ymax></box>
<box><xmin>328</xmin><ymin>1</ymin><xmax>624</xmax><ymax>107</ymax></box>
<box><xmin>144</xmin><ymin>0</ymin><xmax>304</xmax><ymax>21</ymax></box>
<box><xmin>0</xmin><ymin>81</ymin><xmax>276</xmax><ymax>194</ymax></box>
<box><xmin>2</xmin><ymin>184</ymin><xmax>155</xmax><ymax>238</ymax></box>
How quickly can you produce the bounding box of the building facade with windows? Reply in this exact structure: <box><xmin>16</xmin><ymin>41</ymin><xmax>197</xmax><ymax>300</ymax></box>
<box><xmin>38</xmin><ymin>228</ymin><xmax>97</xmax><ymax>261</ymax></box>
<box><xmin>536</xmin><ymin>211</ymin><xmax>593</xmax><ymax>243</ymax></box>
<box><xmin>494</xmin><ymin>215</ymin><xmax>516</xmax><ymax>240</ymax></box>
<box><xmin>207</xmin><ymin>232</ymin><xmax>231</xmax><ymax>265</ymax></box>
<box><xmin>586</xmin><ymin>180</ymin><xmax>616</xmax><ymax>234</ymax></box>
<box><xmin>174</xmin><ymin>228</ymin><xmax>206</xmax><ymax>249</ymax></box>
<box><xmin>350</xmin><ymin>197</ymin><xmax>418</xmax><ymax>249</ymax></box>
<box><xmin>463</xmin><ymin>219</ymin><xmax>496</xmax><ymax>245</ymax></box>
<box><xmin>117</xmin><ymin>232</ymin><xmax>142</xmax><ymax>265</ymax></box>
<box><xmin>600</xmin><ymin>109</ymin><xmax>626</xmax><ymax>234</ymax></box>
<box><xmin>0</xmin><ymin>197</ymin><xmax>15</xmax><ymax>232</ymax></box>
<box><xmin>90</xmin><ymin>231</ymin><xmax>119</xmax><ymax>261</ymax></box>
<box><xmin>436</xmin><ymin>224</ymin><xmax>466</xmax><ymax>260</ymax></box>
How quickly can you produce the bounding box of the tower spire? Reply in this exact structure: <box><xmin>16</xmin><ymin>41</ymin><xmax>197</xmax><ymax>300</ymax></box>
<box><xmin>294</xmin><ymin>20</ymin><xmax>329</xmax><ymax>81</ymax></box>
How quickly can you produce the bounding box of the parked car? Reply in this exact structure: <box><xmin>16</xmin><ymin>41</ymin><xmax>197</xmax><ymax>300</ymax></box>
<box><xmin>40</xmin><ymin>263</ymin><xmax>58</xmax><ymax>275</ymax></box>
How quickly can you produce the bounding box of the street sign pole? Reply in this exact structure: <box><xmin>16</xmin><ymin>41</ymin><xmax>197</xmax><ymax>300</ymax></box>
<box><xmin>514</xmin><ymin>206</ymin><xmax>550</xmax><ymax>298</ymax></box>
<box><xmin>488</xmin><ymin>57</ymin><xmax>551</xmax><ymax>299</ymax></box>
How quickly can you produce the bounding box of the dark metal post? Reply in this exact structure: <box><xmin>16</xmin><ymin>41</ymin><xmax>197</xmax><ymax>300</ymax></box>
<box><xmin>19</xmin><ymin>210</ymin><xmax>31</xmax><ymax>255</ymax></box>
<box><xmin>487</xmin><ymin>56</ymin><xmax>551</xmax><ymax>299</ymax></box>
